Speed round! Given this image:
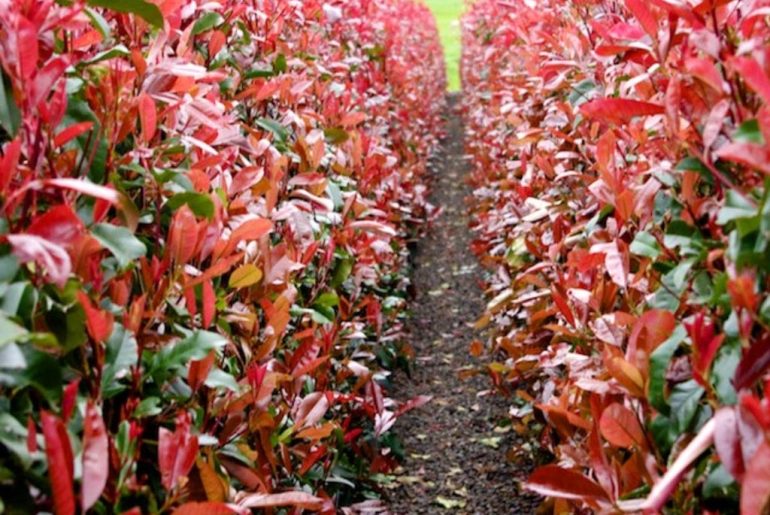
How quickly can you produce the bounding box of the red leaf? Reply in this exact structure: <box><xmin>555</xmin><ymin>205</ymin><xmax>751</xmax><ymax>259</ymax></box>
<box><xmin>28</xmin><ymin>205</ymin><xmax>84</xmax><ymax>247</ymax></box>
<box><xmin>172</xmin><ymin>502</ymin><xmax>238</xmax><ymax>515</ymax></box>
<box><xmin>77</xmin><ymin>291</ymin><xmax>114</xmax><ymax>342</ymax></box>
<box><xmin>0</xmin><ymin>139</ymin><xmax>22</xmax><ymax>194</ymax></box>
<box><xmin>18</xmin><ymin>17</ymin><xmax>39</xmax><ymax>81</ymax></box>
<box><xmin>626</xmin><ymin>0</ymin><xmax>659</xmax><ymax>41</ymax></box>
<box><xmin>717</xmin><ymin>142</ymin><xmax>770</xmax><ymax>175</ymax></box>
<box><xmin>41</xmin><ymin>411</ymin><xmax>75</xmax><ymax>515</ymax></box>
<box><xmin>599</xmin><ymin>403</ymin><xmax>647</xmax><ymax>449</ymax></box>
<box><xmin>525</xmin><ymin>465</ymin><xmax>609</xmax><ymax>502</ymax></box>
<box><xmin>53</xmin><ymin>122</ymin><xmax>93</xmax><ymax>148</ymax></box>
<box><xmin>741</xmin><ymin>440</ymin><xmax>770</xmax><ymax>515</ymax></box>
<box><xmin>81</xmin><ymin>402</ymin><xmax>109</xmax><ymax>512</ymax></box>
<box><xmin>202</xmin><ymin>279</ymin><xmax>215</xmax><ymax>328</ymax></box>
<box><xmin>218</xmin><ymin>218</ymin><xmax>273</xmax><ymax>259</ymax></box>
<box><xmin>731</xmin><ymin>56</ymin><xmax>770</xmax><ymax>106</ymax></box>
<box><xmin>727</xmin><ymin>272</ymin><xmax>760</xmax><ymax>312</ymax></box>
<box><xmin>237</xmin><ymin>491</ymin><xmax>324</xmax><ymax>510</ymax></box>
<box><xmin>31</xmin><ymin>57</ymin><xmax>68</xmax><ymax>108</ymax></box>
<box><xmin>159</xmin><ymin>413</ymin><xmax>199</xmax><ymax>491</ymax></box>
<box><xmin>734</xmin><ymin>335</ymin><xmax>770</xmax><ymax>390</ymax></box>
<box><xmin>27</xmin><ymin>416</ymin><xmax>37</xmax><ymax>453</ymax></box>
<box><xmin>61</xmin><ymin>379</ymin><xmax>80</xmax><ymax>422</ymax></box>
<box><xmin>138</xmin><ymin>93</ymin><xmax>157</xmax><ymax>144</ymax></box>
<box><xmin>580</xmin><ymin>98</ymin><xmax>664</xmax><ymax>124</ymax></box>
<box><xmin>188</xmin><ymin>351</ymin><xmax>216</xmax><ymax>392</ymax></box>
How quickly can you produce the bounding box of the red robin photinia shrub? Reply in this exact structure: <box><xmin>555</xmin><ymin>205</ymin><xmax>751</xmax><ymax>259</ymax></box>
<box><xmin>0</xmin><ymin>0</ymin><xmax>445</xmax><ymax>512</ymax></box>
<box><xmin>463</xmin><ymin>0</ymin><xmax>770</xmax><ymax>512</ymax></box>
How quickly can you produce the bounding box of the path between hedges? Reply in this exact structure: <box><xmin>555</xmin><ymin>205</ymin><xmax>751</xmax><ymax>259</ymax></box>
<box><xmin>387</xmin><ymin>96</ymin><xmax>539</xmax><ymax>514</ymax></box>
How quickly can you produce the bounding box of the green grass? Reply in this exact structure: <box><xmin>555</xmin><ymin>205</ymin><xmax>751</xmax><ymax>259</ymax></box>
<box><xmin>423</xmin><ymin>0</ymin><xmax>465</xmax><ymax>92</ymax></box>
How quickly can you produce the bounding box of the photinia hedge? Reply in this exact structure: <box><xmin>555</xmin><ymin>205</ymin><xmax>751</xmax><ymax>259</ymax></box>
<box><xmin>463</xmin><ymin>0</ymin><xmax>770</xmax><ymax>512</ymax></box>
<box><xmin>0</xmin><ymin>0</ymin><xmax>444</xmax><ymax>513</ymax></box>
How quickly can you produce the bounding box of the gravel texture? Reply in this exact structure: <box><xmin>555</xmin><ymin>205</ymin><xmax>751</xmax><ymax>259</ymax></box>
<box><xmin>386</xmin><ymin>96</ymin><xmax>540</xmax><ymax>514</ymax></box>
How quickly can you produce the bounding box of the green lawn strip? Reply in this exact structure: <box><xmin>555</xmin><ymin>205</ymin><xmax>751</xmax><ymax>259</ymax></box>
<box><xmin>423</xmin><ymin>0</ymin><xmax>464</xmax><ymax>91</ymax></box>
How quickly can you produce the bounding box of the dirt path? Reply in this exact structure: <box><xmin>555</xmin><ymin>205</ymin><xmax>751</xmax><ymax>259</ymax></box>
<box><xmin>387</xmin><ymin>96</ymin><xmax>538</xmax><ymax>514</ymax></box>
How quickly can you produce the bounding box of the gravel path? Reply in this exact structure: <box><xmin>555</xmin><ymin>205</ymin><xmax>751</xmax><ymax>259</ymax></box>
<box><xmin>387</xmin><ymin>96</ymin><xmax>539</xmax><ymax>514</ymax></box>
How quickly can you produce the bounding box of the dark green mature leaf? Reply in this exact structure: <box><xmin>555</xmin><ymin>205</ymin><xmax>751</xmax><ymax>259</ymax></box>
<box><xmin>0</xmin><ymin>72</ymin><xmax>20</xmax><ymax>137</ymax></box>
<box><xmin>101</xmin><ymin>324</ymin><xmax>138</xmax><ymax>398</ymax></box>
<box><xmin>717</xmin><ymin>190</ymin><xmax>756</xmax><ymax>226</ymax></box>
<box><xmin>630</xmin><ymin>231</ymin><xmax>660</xmax><ymax>259</ymax></box>
<box><xmin>192</xmin><ymin>12</ymin><xmax>223</xmax><ymax>35</ymax></box>
<box><xmin>146</xmin><ymin>331</ymin><xmax>227</xmax><ymax>383</ymax></box>
<box><xmin>733</xmin><ymin>119</ymin><xmax>764</xmax><ymax>144</ymax></box>
<box><xmin>256</xmin><ymin>118</ymin><xmax>289</xmax><ymax>143</ymax></box>
<box><xmin>670</xmin><ymin>379</ymin><xmax>704</xmax><ymax>432</ymax></box>
<box><xmin>166</xmin><ymin>192</ymin><xmax>215</xmax><ymax>219</ymax></box>
<box><xmin>87</xmin><ymin>0</ymin><xmax>163</xmax><ymax>28</ymax></box>
<box><xmin>649</xmin><ymin>325</ymin><xmax>686</xmax><ymax>414</ymax></box>
<box><xmin>91</xmin><ymin>223</ymin><xmax>146</xmax><ymax>269</ymax></box>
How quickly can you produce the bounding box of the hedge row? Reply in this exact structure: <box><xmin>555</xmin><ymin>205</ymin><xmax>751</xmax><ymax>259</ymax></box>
<box><xmin>462</xmin><ymin>0</ymin><xmax>770</xmax><ymax>512</ymax></box>
<box><xmin>0</xmin><ymin>1</ymin><xmax>444</xmax><ymax>513</ymax></box>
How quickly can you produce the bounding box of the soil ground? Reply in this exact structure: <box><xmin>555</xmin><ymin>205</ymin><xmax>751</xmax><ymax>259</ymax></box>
<box><xmin>387</xmin><ymin>96</ymin><xmax>540</xmax><ymax>514</ymax></box>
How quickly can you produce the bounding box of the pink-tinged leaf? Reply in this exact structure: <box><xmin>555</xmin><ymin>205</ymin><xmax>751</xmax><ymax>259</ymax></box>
<box><xmin>158</xmin><ymin>413</ymin><xmax>199</xmax><ymax>491</ymax></box>
<box><xmin>686</xmin><ymin>56</ymin><xmax>727</xmax><ymax>93</ymax></box>
<box><xmin>138</xmin><ymin>93</ymin><xmax>157</xmax><ymax>144</ymax></box>
<box><xmin>713</xmin><ymin>407</ymin><xmax>745</xmax><ymax>481</ymax></box>
<box><xmin>525</xmin><ymin>465</ymin><xmax>610</xmax><ymax>502</ymax></box>
<box><xmin>81</xmin><ymin>402</ymin><xmax>109</xmax><ymax>512</ymax></box>
<box><xmin>717</xmin><ymin>142</ymin><xmax>770</xmax><ymax>175</ymax></box>
<box><xmin>702</xmin><ymin>99</ymin><xmax>731</xmax><ymax>151</ymax></box>
<box><xmin>237</xmin><ymin>491</ymin><xmax>324</xmax><ymax>510</ymax></box>
<box><xmin>31</xmin><ymin>57</ymin><xmax>68</xmax><ymax>108</ymax></box>
<box><xmin>172</xmin><ymin>502</ymin><xmax>241</xmax><ymax>515</ymax></box>
<box><xmin>741</xmin><ymin>441</ymin><xmax>770</xmax><ymax>515</ymax></box>
<box><xmin>293</xmin><ymin>392</ymin><xmax>331</xmax><ymax>430</ymax></box>
<box><xmin>28</xmin><ymin>205</ymin><xmax>84</xmax><ymax>247</ymax></box>
<box><xmin>0</xmin><ymin>139</ymin><xmax>22</xmax><ymax>194</ymax></box>
<box><xmin>734</xmin><ymin>335</ymin><xmax>770</xmax><ymax>390</ymax></box>
<box><xmin>639</xmin><ymin>418</ymin><xmax>715</xmax><ymax>511</ymax></box>
<box><xmin>348</xmin><ymin>220</ymin><xmax>397</xmax><ymax>237</ymax></box>
<box><xmin>53</xmin><ymin>122</ymin><xmax>93</xmax><ymax>148</ymax></box>
<box><xmin>77</xmin><ymin>291</ymin><xmax>114</xmax><ymax>342</ymax></box>
<box><xmin>43</xmin><ymin>178</ymin><xmax>120</xmax><ymax>204</ymax></box>
<box><xmin>7</xmin><ymin>234</ymin><xmax>72</xmax><ymax>287</ymax></box>
<box><xmin>61</xmin><ymin>379</ymin><xmax>80</xmax><ymax>422</ymax></box>
<box><xmin>590</xmin><ymin>241</ymin><xmax>628</xmax><ymax>288</ymax></box>
<box><xmin>41</xmin><ymin>411</ymin><xmax>75</xmax><ymax>515</ymax></box>
<box><xmin>218</xmin><ymin>218</ymin><xmax>273</xmax><ymax>258</ymax></box>
<box><xmin>18</xmin><ymin>17</ymin><xmax>39</xmax><ymax>81</ymax></box>
<box><xmin>626</xmin><ymin>0</ymin><xmax>659</xmax><ymax>41</ymax></box>
<box><xmin>599</xmin><ymin>403</ymin><xmax>646</xmax><ymax>449</ymax></box>
<box><xmin>731</xmin><ymin>56</ymin><xmax>770</xmax><ymax>106</ymax></box>
<box><xmin>580</xmin><ymin>98</ymin><xmax>664</xmax><ymax>124</ymax></box>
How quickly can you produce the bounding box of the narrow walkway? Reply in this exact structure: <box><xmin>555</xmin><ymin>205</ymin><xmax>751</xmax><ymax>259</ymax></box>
<box><xmin>388</xmin><ymin>96</ymin><xmax>538</xmax><ymax>514</ymax></box>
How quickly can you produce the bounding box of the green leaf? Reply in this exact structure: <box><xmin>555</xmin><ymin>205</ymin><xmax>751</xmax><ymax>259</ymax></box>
<box><xmin>649</xmin><ymin>325</ymin><xmax>686</xmax><ymax>414</ymax></box>
<box><xmin>630</xmin><ymin>231</ymin><xmax>660</xmax><ymax>259</ymax></box>
<box><xmin>192</xmin><ymin>12</ymin><xmax>223</xmax><ymax>35</ymax></box>
<box><xmin>314</xmin><ymin>291</ymin><xmax>339</xmax><ymax>308</ymax></box>
<box><xmin>324</xmin><ymin>127</ymin><xmax>349</xmax><ymax>144</ymax></box>
<box><xmin>711</xmin><ymin>339</ymin><xmax>740</xmax><ymax>405</ymax></box>
<box><xmin>44</xmin><ymin>303</ymin><xmax>87</xmax><ymax>353</ymax></box>
<box><xmin>733</xmin><ymin>119</ymin><xmax>764</xmax><ymax>144</ymax></box>
<box><xmin>91</xmin><ymin>223</ymin><xmax>147</xmax><ymax>269</ymax></box>
<box><xmin>166</xmin><ymin>192</ymin><xmax>215</xmax><ymax>219</ymax></box>
<box><xmin>85</xmin><ymin>7</ymin><xmax>112</xmax><ymax>40</ymax></box>
<box><xmin>0</xmin><ymin>254</ymin><xmax>19</xmax><ymax>283</ymax></box>
<box><xmin>670</xmin><ymin>379</ymin><xmax>704</xmax><ymax>432</ymax></box>
<box><xmin>568</xmin><ymin>79</ymin><xmax>597</xmax><ymax>107</ymax></box>
<box><xmin>101</xmin><ymin>324</ymin><xmax>138</xmax><ymax>398</ymax></box>
<box><xmin>146</xmin><ymin>331</ymin><xmax>226</xmax><ymax>383</ymax></box>
<box><xmin>272</xmin><ymin>54</ymin><xmax>287</xmax><ymax>74</ymax></box>
<box><xmin>664</xmin><ymin>220</ymin><xmax>703</xmax><ymax>255</ymax></box>
<box><xmin>0</xmin><ymin>313</ymin><xmax>27</xmax><ymax>347</ymax></box>
<box><xmin>19</xmin><ymin>349</ymin><xmax>63</xmax><ymax>402</ymax></box>
<box><xmin>0</xmin><ymin>343</ymin><xmax>26</xmax><ymax>369</ymax></box>
<box><xmin>0</xmin><ymin>71</ymin><xmax>20</xmax><ymax>138</ymax></box>
<box><xmin>204</xmin><ymin>368</ymin><xmax>240</xmax><ymax>392</ymax></box>
<box><xmin>82</xmin><ymin>45</ymin><xmax>130</xmax><ymax>65</ymax></box>
<box><xmin>717</xmin><ymin>190</ymin><xmax>757</xmax><ymax>226</ymax></box>
<box><xmin>0</xmin><ymin>414</ymin><xmax>42</xmax><ymax>468</ymax></box>
<box><xmin>133</xmin><ymin>397</ymin><xmax>162</xmax><ymax>417</ymax></box>
<box><xmin>256</xmin><ymin>117</ymin><xmax>289</xmax><ymax>143</ymax></box>
<box><xmin>87</xmin><ymin>0</ymin><xmax>163</xmax><ymax>28</ymax></box>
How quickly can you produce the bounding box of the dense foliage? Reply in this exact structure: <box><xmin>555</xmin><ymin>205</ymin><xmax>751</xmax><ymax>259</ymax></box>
<box><xmin>0</xmin><ymin>0</ymin><xmax>445</xmax><ymax>513</ymax></box>
<box><xmin>462</xmin><ymin>0</ymin><xmax>770</xmax><ymax>512</ymax></box>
